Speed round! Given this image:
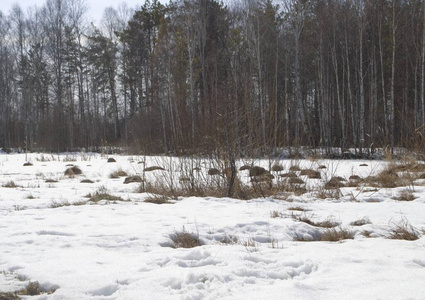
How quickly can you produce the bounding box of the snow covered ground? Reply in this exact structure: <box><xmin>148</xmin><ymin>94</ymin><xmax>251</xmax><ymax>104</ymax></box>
<box><xmin>0</xmin><ymin>153</ymin><xmax>424</xmax><ymax>299</ymax></box>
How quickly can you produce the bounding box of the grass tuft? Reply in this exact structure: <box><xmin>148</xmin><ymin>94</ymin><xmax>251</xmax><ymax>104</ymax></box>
<box><xmin>350</xmin><ymin>217</ymin><xmax>372</xmax><ymax>226</ymax></box>
<box><xmin>388</xmin><ymin>219</ymin><xmax>420</xmax><ymax>241</ymax></box>
<box><xmin>320</xmin><ymin>227</ymin><xmax>354</xmax><ymax>242</ymax></box>
<box><xmin>3</xmin><ymin>181</ymin><xmax>19</xmax><ymax>188</ymax></box>
<box><xmin>170</xmin><ymin>228</ymin><xmax>201</xmax><ymax>248</ymax></box>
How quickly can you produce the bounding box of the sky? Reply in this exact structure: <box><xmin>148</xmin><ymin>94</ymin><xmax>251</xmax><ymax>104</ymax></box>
<box><xmin>0</xmin><ymin>0</ymin><xmax>148</xmax><ymax>23</ymax></box>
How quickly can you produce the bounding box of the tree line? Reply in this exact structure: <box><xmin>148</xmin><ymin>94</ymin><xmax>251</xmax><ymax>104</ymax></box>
<box><xmin>0</xmin><ymin>0</ymin><xmax>424</xmax><ymax>156</ymax></box>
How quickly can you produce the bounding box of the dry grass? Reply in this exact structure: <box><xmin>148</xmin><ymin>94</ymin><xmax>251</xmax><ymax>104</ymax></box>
<box><xmin>324</xmin><ymin>177</ymin><xmax>345</xmax><ymax>189</ymax></box>
<box><xmin>208</xmin><ymin>168</ymin><xmax>221</xmax><ymax>175</ymax></box>
<box><xmin>239</xmin><ymin>165</ymin><xmax>251</xmax><ymax>171</ymax></box>
<box><xmin>220</xmin><ymin>233</ymin><xmax>238</xmax><ymax>245</ymax></box>
<box><xmin>388</xmin><ymin>219</ymin><xmax>420</xmax><ymax>241</ymax></box>
<box><xmin>292</xmin><ymin>213</ymin><xmax>339</xmax><ymax>228</ymax></box>
<box><xmin>393</xmin><ymin>189</ymin><xmax>416</xmax><ymax>201</ymax></box>
<box><xmin>170</xmin><ymin>228</ymin><xmax>201</xmax><ymax>248</ymax></box>
<box><xmin>144</xmin><ymin>166</ymin><xmax>165</xmax><ymax>172</ymax></box>
<box><xmin>270</xmin><ymin>210</ymin><xmax>283</xmax><ymax>218</ymax></box>
<box><xmin>288</xmin><ymin>177</ymin><xmax>305</xmax><ymax>185</ymax></box>
<box><xmin>3</xmin><ymin>181</ymin><xmax>19</xmax><ymax>188</ymax></box>
<box><xmin>350</xmin><ymin>217</ymin><xmax>372</xmax><ymax>226</ymax></box>
<box><xmin>80</xmin><ymin>179</ymin><xmax>94</xmax><ymax>184</ymax></box>
<box><xmin>86</xmin><ymin>187</ymin><xmax>125</xmax><ymax>203</ymax></box>
<box><xmin>109</xmin><ymin>169</ymin><xmax>128</xmax><ymax>178</ymax></box>
<box><xmin>249</xmin><ymin>166</ymin><xmax>268</xmax><ymax>177</ymax></box>
<box><xmin>49</xmin><ymin>200</ymin><xmax>71</xmax><ymax>208</ymax></box>
<box><xmin>300</xmin><ymin>169</ymin><xmax>321</xmax><ymax>179</ymax></box>
<box><xmin>316</xmin><ymin>189</ymin><xmax>341</xmax><ymax>199</ymax></box>
<box><xmin>0</xmin><ymin>292</ymin><xmax>20</xmax><ymax>299</ymax></box>
<box><xmin>144</xmin><ymin>194</ymin><xmax>171</xmax><ymax>204</ymax></box>
<box><xmin>123</xmin><ymin>175</ymin><xmax>143</xmax><ymax>184</ymax></box>
<box><xmin>320</xmin><ymin>227</ymin><xmax>354</xmax><ymax>241</ymax></box>
<box><xmin>289</xmin><ymin>165</ymin><xmax>301</xmax><ymax>171</ymax></box>
<box><xmin>279</xmin><ymin>172</ymin><xmax>297</xmax><ymax>178</ymax></box>
<box><xmin>45</xmin><ymin>179</ymin><xmax>58</xmax><ymax>183</ymax></box>
<box><xmin>287</xmin><ymin>206</ymin><xmax>308</xmax><ymax>211</ymax></box>
<box><xmin>64</xmin><ymin>166</ymin><xmax>82</xmax><ymax>176</ymax></box>
<box><xmin>271</xmin><ymin>164</ymin><xmax>284</xmax><ymax>172</ymax></box>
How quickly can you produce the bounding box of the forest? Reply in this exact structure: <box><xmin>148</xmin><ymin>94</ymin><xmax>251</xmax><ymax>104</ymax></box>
<box><xmin>0</xmin><ymin>0</ymin><xmax>424</xmax><ymax>156</ymax></box>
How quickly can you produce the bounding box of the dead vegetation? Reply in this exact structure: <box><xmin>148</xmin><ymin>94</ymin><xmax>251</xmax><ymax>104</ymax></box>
<box><xmin>293</xmin><ymin>227</ymin><xmax>354</xmax><ymax>242</ymax></box>
<box><xmin>144</xmin><ymin>166</ymin><xmax>165</xmax><ymax>172</ymax></box>
<box><xmin>123</xmin><ymin>175</ymin><xmax>143</xmax><ymax>184</ymax></box>
<box><xmin>64</xmin><ymin>166</ymin><xmax>82</xmax><ymax>176</ymax></box>
<box><xmin>291</xmin><ymin>213</ymin><xmax>339</xmax><ymax>228</ymax></box>
<box><xmin>388</xmin><ymin>219</ymin><xmax>421</xmax><ymax>241</ymax></box>
<box><xmin>144</xmin><ymin>194</ymin><xmax>171</xmax><ymax>204</ymax></box>
<box><xmin>109</xmin><ymin>169</ymin><xmax>128</xmax><ymax>178</ymax></box>
<box><xmin>393</xmin><ymin>189</ymin><xmax>416</xmax><ymax>201</ymax></box>
<box><xmin>85</xmin><ymin>187</ymin><xmax>125</xmax><ymax>203</ymax></box>
<box><xmin>170</xmin><ymin>228</ymin><xmax>201</xmax><ymax>248</ymax></box>
<box><xmin>350</xmin><ymin>217</ymin><xmax>372</xmax><ymax>226</ymax></box>
<box><xmin>300</xmin><ymin>169</ymin><xmax>321</xmax><ymax>179</ymax></box>
<box><xmin>320</xmin><ymin>227</ymin><xmax>355</xmax><ymax>242</ymax></box>
<box><xmin>3</xmin><ymin>181</ymin><xmax>19</xmax><ymax>188</ymax></box>
<box><xmin>324</xmin><ymin>177</ymin><xmax>346</xmax><ymax>189</ymax></box>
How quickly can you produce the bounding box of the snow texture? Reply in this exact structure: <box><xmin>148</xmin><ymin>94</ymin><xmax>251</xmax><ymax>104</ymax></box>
<box><xmin>0</xmin><ymin>153</ymin><xmax>424</xmax><ymax>299</ymax></box>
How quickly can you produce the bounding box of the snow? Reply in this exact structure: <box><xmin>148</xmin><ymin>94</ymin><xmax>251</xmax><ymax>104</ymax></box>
<box><xmin>0</xmin><ymin>153</ymin><xmax>424</xmax><ymax>299</ymax></box>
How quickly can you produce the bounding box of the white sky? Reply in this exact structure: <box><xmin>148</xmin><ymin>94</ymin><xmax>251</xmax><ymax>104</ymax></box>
<box><xmin>0</xmin><ymin>0</ymin><xmax>150</xmax><ymax>23</ymax></box>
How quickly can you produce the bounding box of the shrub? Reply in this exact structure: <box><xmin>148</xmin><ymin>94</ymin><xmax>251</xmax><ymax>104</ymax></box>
<box><xmin>170</xmin><ymin>228</ymin><xmax>201</xmax><ymax>248</ymax></box>
<box><xmin>251</xmin><ymin>173</ymin><xmax>274</xmax><ymax>183</ymax></box>
<box><xmin>249</xmin><ymin>166</ymin><xmax>267</xmax><ymax>177</ymax></box>
<box><xmin>107</xmin><ymin>158</ymin><xmax>116</xmax><ymax>163</ymax></box>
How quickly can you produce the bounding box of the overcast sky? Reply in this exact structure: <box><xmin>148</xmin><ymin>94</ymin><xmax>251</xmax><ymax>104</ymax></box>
<box><xmin>0</xmin><ymin>0</ymin><xmax>150</xmax><ymax>23</ymax></box>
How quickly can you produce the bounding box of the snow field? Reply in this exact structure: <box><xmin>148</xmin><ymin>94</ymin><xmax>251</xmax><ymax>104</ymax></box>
<box><xmin>0</xmin><ymin>153</ymin><xmax>424</xmax><ymax>299</ymax></box>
